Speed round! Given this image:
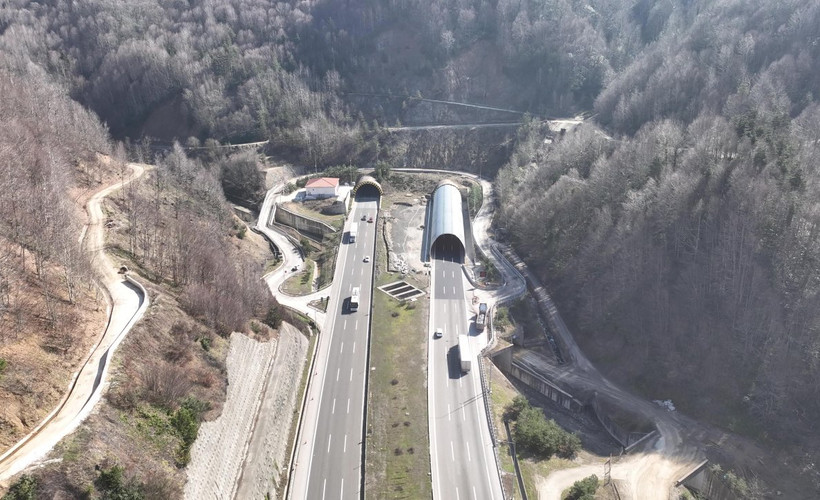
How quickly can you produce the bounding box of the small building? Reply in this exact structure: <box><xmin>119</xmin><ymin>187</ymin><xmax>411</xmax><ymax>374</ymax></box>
<box><xmin>325</xmin><ymin>186</ymin><xmax>353</xmax><ymax>215</ymax></box>
<box><xmin>305</xmin><ymin>177</ymin><xmax>339</xmax><ymax>199</ymax></box>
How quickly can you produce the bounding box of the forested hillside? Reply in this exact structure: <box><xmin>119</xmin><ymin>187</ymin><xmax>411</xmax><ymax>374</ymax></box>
<box><xmin>4</xmin><ymin>0</ymin><xmax>820</xmax><ymax>494</ymax></box>
<box><xmin>498</xmin><ymin>0</ymin><xmax>820</xmax><ymax>482</ymax></box>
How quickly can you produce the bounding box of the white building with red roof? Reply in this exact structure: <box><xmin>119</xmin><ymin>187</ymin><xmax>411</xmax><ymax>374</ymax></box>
<box><xmin>304</xmin><ymin>177</ymin><xmax>339</xmax><ymax>199</ymax></box>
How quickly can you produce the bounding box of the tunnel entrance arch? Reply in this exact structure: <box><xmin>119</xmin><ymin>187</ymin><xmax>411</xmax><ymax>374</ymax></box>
<box><xmin>353</xmin><ymin>175</ymin><xmax>383</xmax><ymax>201</ymax></box>
<box><xmin>428</xmin><ymin>180</ymin><xmax>467</xmax><ymax>263</ymax></box>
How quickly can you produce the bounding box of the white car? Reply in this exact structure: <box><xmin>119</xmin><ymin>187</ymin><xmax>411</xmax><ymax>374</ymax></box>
<box><xmin>363</xmin><ymin>256</ymin><xmax>370</xmax><ymax>263</ymax></box>
<box><xmin>434</xmin><ymin>328</ymin><xmax>443</xmax><ymax>339</ymax></box>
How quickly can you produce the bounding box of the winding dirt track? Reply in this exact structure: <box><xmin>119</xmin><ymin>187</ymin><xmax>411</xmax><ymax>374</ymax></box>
<box><xmin>0</xmin><ymin>163</ymin><xmax>150</xmax><ymax>483</ymax></box>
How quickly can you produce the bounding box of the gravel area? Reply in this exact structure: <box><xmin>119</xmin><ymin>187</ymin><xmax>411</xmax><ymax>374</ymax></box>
<box><xmin>385</xmin><ymin>195</ymin><xmax>428</xmax><ymax>273</ymax></box>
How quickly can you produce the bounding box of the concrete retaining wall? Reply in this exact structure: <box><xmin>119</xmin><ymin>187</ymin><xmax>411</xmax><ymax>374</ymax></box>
<box><xmin>589</xmin><ymin>395</ymin><xmax>654</xmax><ymax>450</ymax></box>
<box><xmin>678</xmin><ymin>461</ymin><xmax>740</xmax><ymax>500</ymax></box>
<box><xmin>493</xmin><ymin>348</ymin><xmax>583</xmax><ymax>412</ymax></box>
<box><xmin>273</xmin><ymin>204</ymin><xmax>336</xmax><ymax>240</ymax></box>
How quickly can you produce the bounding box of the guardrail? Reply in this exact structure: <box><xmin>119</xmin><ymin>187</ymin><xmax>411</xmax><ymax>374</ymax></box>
<box><xmin>475</xmin><ymin>245</ymin><xmax>531</xmax><ymax>499</ymax></box>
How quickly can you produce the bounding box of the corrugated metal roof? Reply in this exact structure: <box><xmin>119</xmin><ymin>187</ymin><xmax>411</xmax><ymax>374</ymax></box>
<box><xmin>429</xmin><ymin>180</ymin><xmax>466</xmax><ymax>253</ymax></box>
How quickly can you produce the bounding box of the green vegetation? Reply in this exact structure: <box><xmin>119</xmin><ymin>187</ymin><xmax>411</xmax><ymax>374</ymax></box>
<box><xmin>2</xmin><ymin>475</ymin><xmax>37</xmax><ymax>500</ymax></box>
<box><xmin>171</xmin><ymin>397</ymin><xmax>210</xmax><ymax>466</ymax></box>
<box><xmin>506</xmin><ymin>396</ymin><xmax>580</xmax><ymax>459</ymax></box>
<box><xmin>96</xmin><ymin>464</ymin><xmax>144</xmax><ymax>500</ymax></box>
<box><xmin>0</xmin><ymin>358</ymin><xmax>7</xmax><ymax>376</ymax></box>
<box><xmin>281</xmin><ymin>259</ymin><xmax>315</xmax><ymax>295</ymax></box>
<box><xmin>564</xmin><ymin>475</ymin><xmax>598</xmax><ymax>500</ymax></box>
<box><xmin>466</xmin><ymin>181</ymin><xmax>483</xmax><ymax>218</ymax></box>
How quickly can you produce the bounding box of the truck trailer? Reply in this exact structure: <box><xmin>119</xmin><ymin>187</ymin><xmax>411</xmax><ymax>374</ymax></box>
<box><xmin>458</xmin><ymin>334</ymin><xmax>472</xmax><ymax>373</ymax></box>
<box><xmin>348</xmin><ymin>224</ymin><xmax>358</xmax><ymax>243</ymax></box>
<box><xmin>350</xmin><ymin>287</ymin><xmax>360</xmax><ymax>312</ymax></box>
<box><xmin>476</xmin><ymin>302</ymin><xmax>488</xmax><ymax>332</ymax></box>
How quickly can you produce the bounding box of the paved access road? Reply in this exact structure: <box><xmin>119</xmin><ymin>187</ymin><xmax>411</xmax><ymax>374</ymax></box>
<box><xmin>304</xmin><ymin>196</ymin><xmax>379</xmax><ymax>499</ymax></box>
<box><xmin>428</xmin><ymin>244</ymin><xmax>502</xmax><ymax>500</ymax></box>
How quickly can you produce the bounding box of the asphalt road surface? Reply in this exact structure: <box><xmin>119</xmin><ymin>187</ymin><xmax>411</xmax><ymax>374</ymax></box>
<box><xmin>428</xmin><ymin>242</ymin><xmax>502</xmax><ymax>500</ymax></box>
<box><xmin>305</xmin><ymin>196</ymin><xmax>378</xmax><ymax>499</ymax></box>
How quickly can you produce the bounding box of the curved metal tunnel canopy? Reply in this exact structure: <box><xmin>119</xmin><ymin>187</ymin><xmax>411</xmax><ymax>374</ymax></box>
<box><xmin>429</xmin><ymin>180</ymin><xmax>466</xmax><ymax>259</ymax></box>
<box><xmin>353</xmin><ymin>175</ymin><xmax>383</xmax><ymax>197</ymax></box>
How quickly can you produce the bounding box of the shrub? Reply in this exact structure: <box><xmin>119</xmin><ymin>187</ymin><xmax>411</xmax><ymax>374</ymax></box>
<box><xmin>264</xmin><ymin>303</ymin><xmax>283</xmax><ymax>329</ymax></box>
<box><xmin>565</xmin><ymin>475</ymin><xmax>598</xmax><ymax>500</ymax></box>
<box><xmin>512</xmin><ymin>403</ymin><xmax>581</xmax><ymax>459</ymax></box>
<box><xmin>96</xmin><ymin>464</ymin><xmax>144</xmax><ymax>500</ymax></box>
<box><xmin>504</xmin><ymin>395</ymin><xmax>530</xmax><ymax>420</ymax></box>
<box><xmin>3</xmin><ymin>475</ymin><xmax>37</xmax><ymax>500</ymax></box>
<box><xmin>142</xmin><ymin>363</ymin><xmax>194</xmax><ymax>409</ymax></box>
<box><xmin>171</xmin><ymin>397</ymin><xmax>210</xmax><ymax>466</ymax></box>
<box><xmin>0</xmin><ymin>358</ymin><xmax>7</xmax><ymax>374</ymax></box>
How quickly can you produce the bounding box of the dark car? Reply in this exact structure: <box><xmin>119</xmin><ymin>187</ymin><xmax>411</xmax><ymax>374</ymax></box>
<box><xmin>291</xmin><ymin>266</ymin><xmax>298</xmax><ymax>272</ymax></box>
<box><xmin>361</xmin><ymin>214</ymin><xmax>367</xmax><ymax>221</ymax></box>
<box><xmin>368</xmin><ymin>216</ymin><xmax>374</xmax><ymax>223</ymax></box>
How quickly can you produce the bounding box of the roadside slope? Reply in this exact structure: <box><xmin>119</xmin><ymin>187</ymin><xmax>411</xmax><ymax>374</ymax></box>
<box><xmin>0</xmin><ymin>163</ymin><xmax>150</xmax><ymax>483</ymax></box>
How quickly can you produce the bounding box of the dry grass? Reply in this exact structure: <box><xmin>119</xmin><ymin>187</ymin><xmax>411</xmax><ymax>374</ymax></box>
<box><xmin>365</xmin><ymin>214</ymin><xmax>431</xmax><ymax>499</ymax></box>
<box><xmin>282</xmin><ymin>200</ymin><xmax>344</xmax><ymax>230</ymax></box>
<box><xmin>0</xmin><ymin>240</ymin><xmax>108</xmax><ymax>451</ymax></box>
<box><xmin>281</xmin><ymin>259</ymin><xmax>315</xmax><ymax>295</ymax></box>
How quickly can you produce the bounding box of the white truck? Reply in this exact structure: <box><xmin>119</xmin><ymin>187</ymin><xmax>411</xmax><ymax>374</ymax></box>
<box><xmin>476</xmin><ymin>303</ymin><xmax>488</xmax><ymax>332</ymax></box>
<box><xmin>350</xmin><ymin>287</ymin><xmax>360</xmax><ymax>312</ymax></box>
<box><xmin>348</xmin><ymin>224</ymin><xmax>358</xmax><ymax>243</ymax></box>
<box><xmin>458</xmin><ymin>334</ymin><xmax>472</xmax><ymax>373</ymax></box>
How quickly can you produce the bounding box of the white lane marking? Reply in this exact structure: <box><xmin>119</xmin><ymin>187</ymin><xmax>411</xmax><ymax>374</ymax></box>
<box><xmin>473</xmin><ymin>486</ymin><xmax>478</xmax><ymax>499</ymax></box>
<box><xmin>442</xmin><ymin>286</ymin><xmax>445</xmax><ymax>295</ymax></box>
<box><xmin>344</xmin><ymin>434</ymin><xmax>347</xmax><ymax>453</ymax></box>
<box><xmin>341</xmin><ymin>478</ymin><xmax>344</xmax><ymax>500</ymax></box>
<box><xmin>343</xmin><ymin>320</ymin><xmax>347</xmax><ymax>330</ymax></box>
<box><xmin>351</xmin><ymin>267</ymin><xmax>354</xmax><ymax>275</ymax></box>
<box><xmin>347</xmin><ymin>398</ymin><xmax>350</xmax><ymax>414</ymax></box>
<box><xmin>459</xmin><ymin>377</ymin><xmax>463</xmax><ymax>388</ymax></box>
<box><xmin>442</xmin><ymin>270</ymin><xmax>445</xmax><ymax>278</ymax></box>
<box><xmin>456</xmin><ymin>487</ymin><xmax>460</xmax><ymax>500</ymax></box>
<box><xmin>327</xmin><ymin>434</ymin><xmax>332</xmax><ymax>453</ymax></box>
<box><xmin>462</xmin><ymin>405</ymin><xmax>466</xmax><ymax>421</ymax></box>
<box><xmin>350</xmin><ymin>368</ymin><xmax>353</xmax><ymax>381</ymax></box>
<box><xmin>452</xmin><ymin>286</ymin><xmax>456</xmax><ymax>295</ymax></box>
<box><xmin>355</xmin><ymin>320</ymin><xmax>359</xmax><ymax>330</ymax></box>
<box><xmin>340</xmin><ymin>342</ymin><xmax>344</xmax><ymax>353</ymax></box>
<box><xmin>447</xmin><ymin>404</ymin><xmax>451</xmax><ymax>421</ymax></box>
<box><xmin>450</xmin><ymin>441</ymin><xmax>455</xmax><ymax>461</ymax></box>
<box><xmin>466</xmin><ymin>441</ymin><xmax>471</xmax><ymax>461</ymax></box>
<box><xmin>336</xmin><ymin>368</ymin><xmax>340</xmax><ymax>382</ymax></box>
<box><xmin>452</xmin><ymin>271</ymin><xmax>455</xmax><ymax>278</ymax></box>
<box><xmin>352</xmin><ymin>341</ymin><xmax>356</xmax><ymax>353</ymax></box>
<box><xmin>361</xmin><ymin>268</ymin><xmax>364</xmax><ymax>276</ymax></box>
<box><xmin>322</xmin><ymin>479</ymin><xmax>326</xmax><ymax>500</ymax></box>
<box><xmin>332</xmin><ymin>398</ymin><xmax>336</xmax><ymax>414</ymax></box>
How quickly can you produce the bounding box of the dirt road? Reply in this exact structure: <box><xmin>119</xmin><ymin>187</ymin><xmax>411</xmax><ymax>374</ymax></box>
<box><xmin>0</xmin><ymin>163</ymin><xmax>150</xmax><ymax>483</ymax></box>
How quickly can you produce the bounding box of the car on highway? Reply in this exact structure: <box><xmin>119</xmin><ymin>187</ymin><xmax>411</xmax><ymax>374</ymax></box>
<box><xmin>363</xmin><ymin>256</ymin><xmax>370</xmax><ymax>263</ymax></box>
<box><xmin>291</xmin><ymin>266</ymin><xmax>298</xmax><ymax>272</ymax></box>
<box><xmin>368</xmin><ymin>216</ymin><xmax>373</xmax><ymax>223</ymax></box>
<box><xmin>434</xmin><ymin>328</ymin><xmax>443</xmax><ymax>339</ymax></box>
<box><xmin>361</xmin><ymin>214</ymin><xmax>367</xmax><ymax>221</ymax></box>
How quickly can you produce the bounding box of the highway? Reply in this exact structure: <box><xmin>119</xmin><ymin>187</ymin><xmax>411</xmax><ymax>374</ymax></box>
<box><xmin>304</xmin><ymin>195</ymin><xmax>378</xmax><ymax>499</ymax></box>
<box><xmin>428</xmin><ymin>242</ymin><xmax>502</xmax><ymax>500</ymax></box>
